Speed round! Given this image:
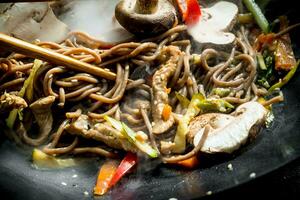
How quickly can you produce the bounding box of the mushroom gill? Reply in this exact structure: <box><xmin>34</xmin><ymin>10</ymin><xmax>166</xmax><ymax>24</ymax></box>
<box><xmin>188</xmin><ymin>102</ymin><xmax>268</xmax><ymax>154</ymax></box>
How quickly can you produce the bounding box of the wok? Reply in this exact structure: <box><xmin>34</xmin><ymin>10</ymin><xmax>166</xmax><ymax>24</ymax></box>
<box><xmin>0</xmin><ymin>0</ymin><xmax>300</xmax><ymax>199</ymax></box>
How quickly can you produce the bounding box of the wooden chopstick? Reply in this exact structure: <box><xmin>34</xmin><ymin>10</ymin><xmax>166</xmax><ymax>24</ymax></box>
<box><xmin>0</xmin><ymin>33</ymin><xmax>117</xmax><ymax>81</ymax></box>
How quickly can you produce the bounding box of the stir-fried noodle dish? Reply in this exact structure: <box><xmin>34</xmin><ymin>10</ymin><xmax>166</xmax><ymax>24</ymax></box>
<box><xmin>0</xmin><ymin>0</ymin><xmax>299</xmax><ymax>195</ymax></box>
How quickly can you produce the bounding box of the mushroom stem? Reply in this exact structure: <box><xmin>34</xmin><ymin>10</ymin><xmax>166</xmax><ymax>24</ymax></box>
<box><xmin>135</xmin><ymin>0</ymin><xmax>158</xmax><ymax>14</ymax></box>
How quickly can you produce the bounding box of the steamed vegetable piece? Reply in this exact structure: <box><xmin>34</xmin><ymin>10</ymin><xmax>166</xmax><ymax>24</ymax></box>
<box><xmin>257</xmin><ymin>97</ymin><xmax>272</xmax><ymax>110</ymax></box>
<box><xmin>198</xmin><ymin>99</ymin><xmax>234</xmax><ymax>113</ymax></box>
<box><xmin>109</xmin><ymin>152</ymin><xmax>137</xmax><ymax>187</ymax></box>
<box><xmin>162</xmin><ymin>104</ymin><xmax>172</xmax><ymax>121</ymax></box>
<box><xmin>176</xmin><ymin>0</ymin><xmax>202</xmax><ymax>25</ymax></box>
<box><xmin>256</xmin><ymin>50</ymin><xmax>274</xmax><ymax>88</ymax></box>
<box><xmin>175</xmin><ymin>92</ymin><xmax>190</xmax><ymax>108</ymax></box>
<box><xmin>122</xmin><ymin>123</ymin><xmax>158</xmax><ymax>158</ymax></box>
<box><xmin>94</xmin><ymin>160</ymin><xmax>118</xmax><ymax>196</ymax></box>
<box><xmin>6</xmin><ymin>59</ymin><xmax>43</xmax><ymax>128</ymax></box>
<box><xmin>268</xmin><ymin>60</ymin><xmax>300</xmax><ymax>93</ymax></box>
<box><xmin>238</xmin><ymin>13</ymin><xmax>254</xmax><ymax>24</ymax></box>
<box><xmin>176</xmin><ymin>156</ymin><xmax>199</xmax><ymax>169</ymax></box>
<box><xmin>257</xmin><ymin>52</ymin><xmax>267</xmax><ymax>70</ymax></box>
<box><xmin>243</xmin><ymin>0</ymin><xmax>269</xmax><ymax>33</ymax></box>
<box><xmin>173</xmin><ymin>93</ymin><xmax>204</xmax><ymax>153</ymax></box>
<box><xmin>255</xmin><ymin>16</ymin><xmax>297</xmax><ymax>90</ymax></box>
<box><xmin>32</xmin><ymin>148</ymin><xmax>76</xmax><ymax>169</ymax></box>
<box><xmin>26</xmin><ymin>60</ymin><xmax>44</xmax><ymax>102</ymax></box>
<box><xmin>104</xmin><ymin>116</ymin><xmax>158</xmax><ymax>158</ymax></box>
<box><xmin>104</xmin><ymin>116</ymin><xmax>123</xmax><ymax>133</ymax></box>
<box><xmin>211</xmin><ymin>88</ymin><xmax>231</xmax><ymax>97</ymax></box>
<box><xmin>173</xmin><ymin>94</ymin><xmax>234</xmax><ymax>153</ymax></box>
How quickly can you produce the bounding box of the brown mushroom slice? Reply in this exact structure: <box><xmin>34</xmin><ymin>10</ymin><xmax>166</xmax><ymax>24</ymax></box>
<box><xmin>21</xmin><ymin>96</ymin><xmax>56</xmax><ymax>146</ymax></box>
<box><xmin>115</xmin><ymin>0</ymin><xmax>176</xmax><ymax>37</ymax></box>
<box><xmin>0</xmin><ymin>3</ymin><xmax>68</xmax><ymax>43</ymax></box>
<box><xmin>187</xmin><ymin>1</ymin><xmax>238</xmax><ymax>47</ymax></box>
<box><xmin>189</xmin><ymin>102</ymin><xmax>267</xmax><ymax>154</ymax></box>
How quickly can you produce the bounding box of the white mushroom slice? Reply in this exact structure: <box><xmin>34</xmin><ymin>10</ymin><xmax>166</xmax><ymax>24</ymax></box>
<box><xmin>192</xmin><ymin>102</ymin><xmax>267</xmax><ymax>153</ymax></box>
<box><xmin>187</xmin><ymin>1</ymin><xmax>238</xmax><ymax>45</ymax></box>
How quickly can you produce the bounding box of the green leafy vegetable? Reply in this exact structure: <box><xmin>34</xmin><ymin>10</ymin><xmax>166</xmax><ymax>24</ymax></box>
<box><xmin>173</xmin><ymin>94</ymin><xmax>204</xmax><ymax>153</ymax></box>
<box><xmin>211</xmin><ymin>88</ymin><xmax>231</xmax><ymax>97</ymax></box>
<box><xmin>198</xmin><ymin>99</ymin><xmax>234</xmax><ymax>113</ymax></box>
<box><xmin>6</xmin><ymin>110</ymin><xmax>18</xmax><ymax>129</ymax></box>
<box><xmin>26</xmin><ymin>59</ymin><xmax>43</xmax><ymax>102</ymax></box>
<box><xmin>243</xmin><ymin>0</ymin><xmax>270</xmax><ymax>33</ymax></box>
<box><xmin>191</xmin><ymin>54</ymin><xmax>201</xmax><ymax>65</ymax></box>
<box><xmin>257</xmin><ymin>52</ymin><xmax>267</xmax><ymax>70</ymax></box>
<box><xmin>256</xmin><ymin>50</ymin><xmax>275</xmax><ymax>88</ymax></box>
<box><xmin>175</xmin><ymin>92</ymin><xmax>190</xmax><ymax>108</ymax></box>
<box><xmin>6</xmin><ymin>59</ymin><xmax>43</xmax><ymax>128</ymax></box>
<box><xmin>238</xmin><ymin>13</ymin><xmax>254</xmax><ymax>24</ymax></box>
<box><xmin>268</xmin><ymin>60</ymin><xmax>300</xmax><ymax>93</ymax></box>
<box><xmin>17</xmin><ymin>109</ymin><xmax>24</xmax><ymax>121</ymax></box>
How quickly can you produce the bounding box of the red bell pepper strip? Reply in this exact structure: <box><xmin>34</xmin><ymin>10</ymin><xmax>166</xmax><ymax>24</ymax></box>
<box><xmin>109</xmin><ymin>152</ymin><xmax>137</xmax><ymax>188</ymax></box>
<box><xmin>94</xmin><ymin>160</ymin><xmax>118</xmax><ymax>196</ymax></box>
<box><xmin>176</xmin><ymin>0</ymin><xmax>201</xmax><ymax>25</ymax></box>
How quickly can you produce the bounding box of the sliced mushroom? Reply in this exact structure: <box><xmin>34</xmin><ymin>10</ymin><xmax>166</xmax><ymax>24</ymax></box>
<box><xmin>0</xmin><ymin>3</ymin><xmax>69</xmax><ymax>43</ymax></box>
<box><xmin>187</xmin><ymin>1</ymin><xmax>238</xmax><ymax>47</ymax></box>
<box><xmin>115</xmin><ymin>0</ymin><xmax>176</xmax><ymax>37</ymax></box>
<box><xmin>20</xmin><ymin>96</ymin><xmax>55</xmax><ymax>146</ymax></box>
<box><xmin>188</xmin><ymin>102</ymin><xmax>267</xmax><ymax>154</ymax></box>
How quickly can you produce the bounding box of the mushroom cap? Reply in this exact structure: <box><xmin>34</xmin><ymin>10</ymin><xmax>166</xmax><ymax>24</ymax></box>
<box><xmin>187</xmin><ymin>1</ymin><xmax>238</xmax><ymax>47</ymax></box>
<box><xmin>30</xmin><ymin>96</ymin><xmax>56</xmax><ymax>110</ymax></box>
<box><xmin>115</xmin><ymin>0</ymin><xmax>176</xmax><ymax>37</ymax></box>
<box><xmin>189</xmin><ymin>102</ymin><xmax>267</xmax><ymax>154</ymax></box>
